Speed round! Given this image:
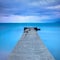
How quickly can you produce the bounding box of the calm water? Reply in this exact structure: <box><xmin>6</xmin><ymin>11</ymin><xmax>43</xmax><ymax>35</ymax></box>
<box><xmin>0</xmin><ymin>23</ymin><xmax>60</xmax><ymax>60</ymax></box>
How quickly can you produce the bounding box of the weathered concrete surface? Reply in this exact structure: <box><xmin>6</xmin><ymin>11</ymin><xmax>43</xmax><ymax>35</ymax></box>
<box><xmin>8</xmin><ymin>28</ymin><xmax>55</xmax><ymax>60</ymax></box>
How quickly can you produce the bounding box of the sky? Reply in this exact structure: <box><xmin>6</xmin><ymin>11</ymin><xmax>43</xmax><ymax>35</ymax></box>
<box><xmin>0</xmin><ymin>0</ymin><xmax>60</xmax><ymax>23</ymax></box>
<box><xmin>0</xmin><ymin>23</ymin><xmax>60</xmax><ymax>60</ymax></box>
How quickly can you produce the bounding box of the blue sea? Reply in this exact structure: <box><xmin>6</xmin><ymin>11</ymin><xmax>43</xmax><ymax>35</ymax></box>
<box><xmin>0</xmin><ymin>23</ymin><xmax>60</xmax><ymax>60</ymax></box>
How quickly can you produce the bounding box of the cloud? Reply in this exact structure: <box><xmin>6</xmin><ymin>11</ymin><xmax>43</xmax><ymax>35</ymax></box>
<box><xmin>0</xmin><ymin>15</ymin><xmax>55</xmax><ymax>23</ymax></box>
<box><xmin>0</xmin><ymin>0</ymin><xmax>60</xmax><ymax>16</ymax></box>
<box><xmin>28</xmin><ymin>0</ymin><xmax>56</xmax><ymax>7</ymax></box>
<box><xmin>0</xmin><ymin>0</ymin><xmax>60</xmax><ymax>23</ymax></box>
<box><xmin>46</xmin><ymin>5</ymin><xmax>60</xmax><ymax>9</ymax></box>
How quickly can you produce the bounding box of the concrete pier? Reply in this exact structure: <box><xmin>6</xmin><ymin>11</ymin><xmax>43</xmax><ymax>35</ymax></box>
<box><xmin>8</xmin><ymin>27</ymin><xmax>55</xmax><ymax>60</ymax></box>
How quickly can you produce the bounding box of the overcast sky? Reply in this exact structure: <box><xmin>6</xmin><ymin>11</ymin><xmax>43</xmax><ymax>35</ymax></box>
<box><xmin>0</xmin><ymin>0</ymin><xmax>60</xmax><ymax>23</ymax></box>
